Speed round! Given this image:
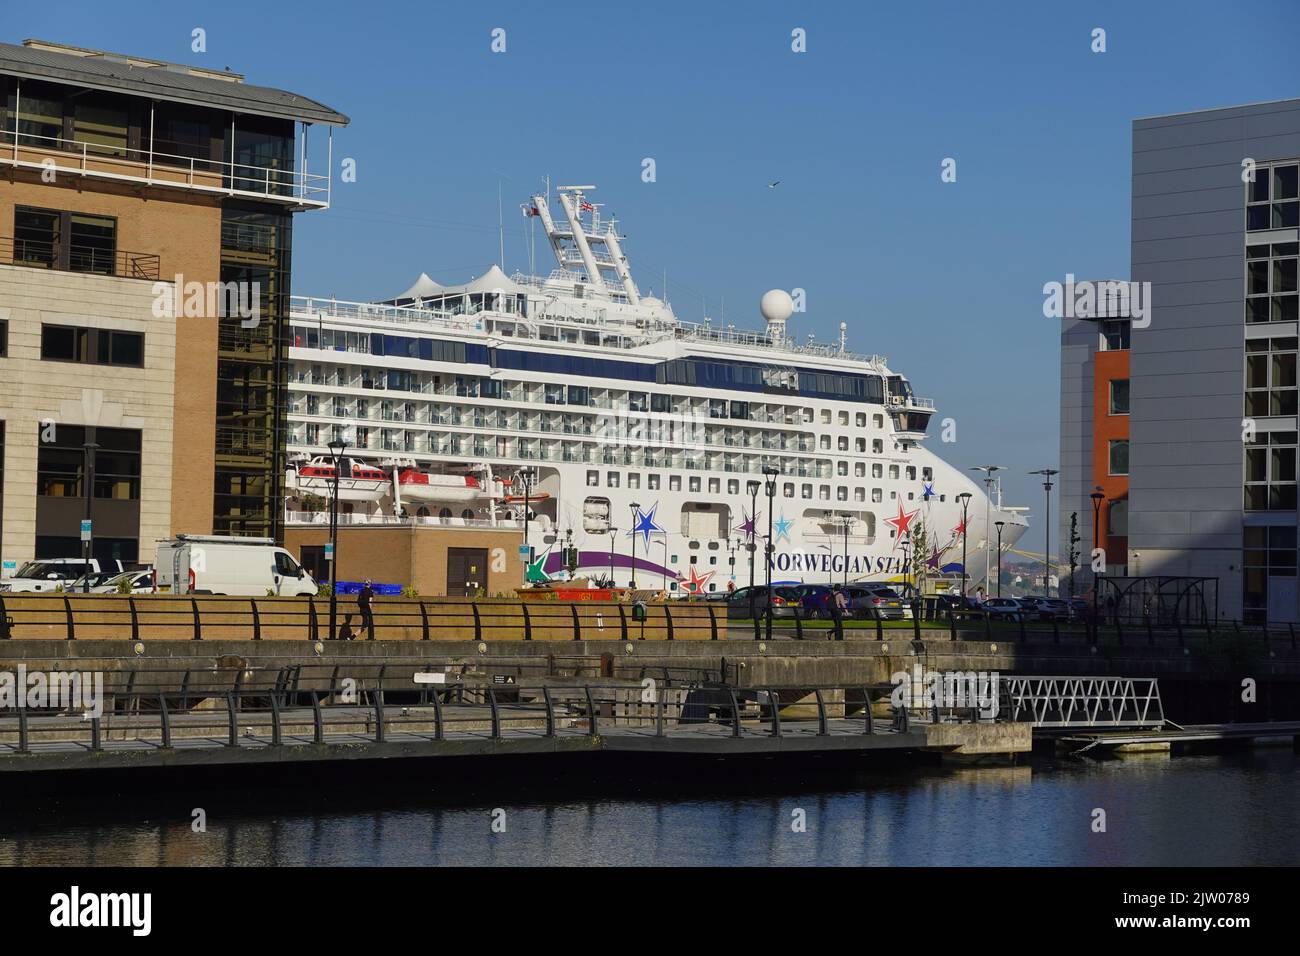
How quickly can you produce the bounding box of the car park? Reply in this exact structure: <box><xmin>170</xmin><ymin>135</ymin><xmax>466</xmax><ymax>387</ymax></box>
<box><xmin>791</xmin><ymin>584</ymin><xmax>836</xmax><ymax>618</ymax></box>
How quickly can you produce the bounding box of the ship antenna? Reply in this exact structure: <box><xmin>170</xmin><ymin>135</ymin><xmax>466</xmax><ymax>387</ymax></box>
<box><xmin>498</xmin><ymin>180</ymin><xmax>505</xmax><ymax>270</ymax></box>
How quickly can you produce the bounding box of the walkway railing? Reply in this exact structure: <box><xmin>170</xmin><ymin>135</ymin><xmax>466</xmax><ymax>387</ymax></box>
<box><xmin>0</xmin><ymin>235</ymin><xmax>160</xmax><ymax>280</ymax></box>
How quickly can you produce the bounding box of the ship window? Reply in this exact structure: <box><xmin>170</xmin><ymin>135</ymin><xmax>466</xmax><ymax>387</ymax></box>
<box><xmin>670</xmin><ymin>476</ymin><xmax>681</xmax><ymax>491</ymax></box>
<box><xmin>856</xmin><ymin>413</ymin><xmax>866</xmax><ymax>427</ymax></box>
<box><xmin>783</xmin><ymin>482</ymin><xmax>794</xmax><ymax>498</ymax></box>
<box><xmin>854</xmin><ymin>488</ymin><xmax>865</xmax><ymax>502</ymax></box>
<box><xmin>873</xmin><ymin>415</ymin><xmax>883</xmax><ymax>428</ymax></box>
<box><xmin>922</xmin><ymin>467</ymin><xmax>932</xmax><ymax>481</ymax></box>
<box><xmin>651</xmin><ymin>393</ymin><xmax>671</xmax><ymax>413</ymax></box>
<box><xmin>819</xmin><ymin>436</ymin><xmax>830</xmax><ymax>450</ymax></box>
<box><xmin>821</xmin><ymin>410</ymin><xmax>831</xmax><ymax>424</ymax></box>
<box><xmin>802</xmin><ymin>484</ymin><xmax>812</xmax><ymax>499</ymax></box>
<box><xmin>819</xmin><ymin>486</ymin><xmax>830</xmax><ymax>501</ymax></box>
<box><xmin>855</xmin><ymin>463</ymin><xmax>865</xmax><ymax>477</ymax></box>
<box><xmin>872</xmin><ymin>439</ymin><xmax>883</xmax><ymax>454</ymax></box>
<box><xmin>837</xmin><ymin>462</ymin><xmax>848</xmax><ymax>476</ymax></box>
<box><xmin>708</xmin><ymin>478</ymin><xmax>720</xmax><ymax>493</ymax></box>
<box><xmin>856</xmin><ymin>438</ymin><xmax>866</xmax><ymax>452</ymax></box>
<box><xmin>689</xmin><ymin>477</ymin><xmax>701</xmax><ymax>492</ymax></box>
<box><xmin>587</xmin><ymin>471</ymin><xmax>599</xmax><ymax>487</ymax></box>
<box><xmin>709</xmin><ymin>399</ymin><xmax>728</xmax><ymax>419</ymax></box>
<box><xmin>889</xmin><ymin>465</ymin><xmax>900</xmax><ymax>479</ymax></box>
<box><xmin>649</xmin><ymin>474</ymin><xmax>661</xmax><ymax>490</ymax></box>
<box><xmin>872</xmin><ymin>463</ymin><xmax>883</xmax><ymax>478</ymax></box>
<box><xmin>872</xmin><ymin>488</ymin><xmax>882</xmax><ymax>503</ymax></box>
<box><xmin>629</xmin><ymin>474</ymin><xmax>640</xmax><ymax>489</ymax></box>
<box><xmin>607</xmin><ymin>472</ymin><xmax>620</xmax><ymax>487</ymax></box>
<box><xmin>727</xmin><ymin>479</ymin><xmax>739</xmax><ymax>494</ymax></box>
<box><xmin>568</xmin><ymin>385</ymin><xmax>588</xmax><ymax>405</ymax></box>
<box><xmin>837</xmin><ymin>487</ymin><xmax>848</xmax><ymax>501</ymax></box>
<box><xmin>906</xmin><ymin>466</ymin><xmax>916</xmax><ymax>480</ymax></box>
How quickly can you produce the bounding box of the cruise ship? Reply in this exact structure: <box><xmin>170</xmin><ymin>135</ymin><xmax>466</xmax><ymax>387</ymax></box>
<box><xmin>283</xmin><ymin>185</ymin><xmax>1028</xmax><ymax>593</ymax></box>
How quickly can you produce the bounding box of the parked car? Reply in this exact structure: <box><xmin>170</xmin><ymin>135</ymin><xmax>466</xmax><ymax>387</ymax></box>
<box><xmin>87</xmin><ymin>569</ymin><xmax>155</xmax><ymax>594</ymax></box>
<box><xmin>726</xmin><ymin>585</ymin><xmax>801</xmax><ymax>619</ymax></box>
<box><xmin>1018</xmin><ymin>596</ymin><xmax>1071</xmax><ymax>621</ymax></box>
<box><xmin>932</xmin><ymin>593</ymin><xmax>982</xmax><ymax>616</ymax></box>
<box><xmin>844</xmin><ymin>585</ymin><xmax>906</xmax><ymax>620</ymax></box>
<box><xmin>791</xmin><ymin>584</ymin><xmax>836</xmax><ymax>618</ymax></box>
<box><xmin>0</xmin><ymin>558</ymin><xmax>125</xmax><ymax>593</ymax></box>
<box><xmin>981</xmin><ymin>597</ymin><xmax>1024</xmax><ymax>621</ymax></box>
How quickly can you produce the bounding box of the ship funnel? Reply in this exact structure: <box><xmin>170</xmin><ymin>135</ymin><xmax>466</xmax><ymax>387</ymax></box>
<box><xmin>760</xmin><ymin>289</ymin><xmax>794</xmax><ymax>344</ymax></box>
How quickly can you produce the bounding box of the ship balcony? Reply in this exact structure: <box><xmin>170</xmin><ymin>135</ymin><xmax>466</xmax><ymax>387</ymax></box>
<box><xmin>1</xmin><ymin>128</ymin><xmax>332</xmax><ymax>209</ymax></box>
<box><xmin>888</xmin><ymin>396</ymin><xmax>935</xmax><ymax>437</ymax></box>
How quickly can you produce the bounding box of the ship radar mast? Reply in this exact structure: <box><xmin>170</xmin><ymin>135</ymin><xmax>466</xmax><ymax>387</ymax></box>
<box><xmin>531</xmin><ymin>185</ymin><xmax>641</xmax><ymax>304</ymax></box>
<box><xmin>760</xmin><ymin>289</ymin><xmax>794</xmax><ymax>346</ymax></box>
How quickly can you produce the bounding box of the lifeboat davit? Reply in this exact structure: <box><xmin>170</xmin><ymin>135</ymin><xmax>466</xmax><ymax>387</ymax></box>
<box><xmin>289</xmin><ymin>456</ymin><xmax>390</xmax><ymax>502</ymax></box>
<box><xmin>397</xmin><ymin>468</ymin><xmax>485</xmax><ymax>503</ymax></box>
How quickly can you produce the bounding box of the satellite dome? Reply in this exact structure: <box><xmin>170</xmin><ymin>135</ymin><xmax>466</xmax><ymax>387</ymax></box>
<box><xmin>760</xmin><ymin>289</ymin><xmax>794</xmax><ymax>324</ymax></box>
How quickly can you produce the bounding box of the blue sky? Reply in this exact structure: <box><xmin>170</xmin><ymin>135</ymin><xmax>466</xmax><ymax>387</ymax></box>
<box><xmin>9</xmin><ymin>0</ymin><xmax>1298</xmax><ymax>514</ymax></box>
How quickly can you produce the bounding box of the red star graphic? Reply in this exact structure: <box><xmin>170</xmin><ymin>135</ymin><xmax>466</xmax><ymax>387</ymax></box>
<box><xmin>953</xmin><ymin>516</ymin><xmax>969</xmax><ymax>537</ymax></box>
<box><xmin>682</xmin><ymin>566</ymin><xmax>715</xmax><ymax>595</ymax></box>
<box><xmin>884</xmin><ymin>503</ymin><xmax>919</xmax><ymax>546</ymax></box>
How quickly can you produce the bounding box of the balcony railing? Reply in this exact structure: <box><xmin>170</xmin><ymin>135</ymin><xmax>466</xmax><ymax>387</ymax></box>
<box><xmin>1</xmin><ymin>128</ymin><xmax>330</xmax><ymax>208</ymax></box>
<box><xmin>0</xmin><ymin>235</ymin><xmax>160</xmax><ymax>281</ymax></box>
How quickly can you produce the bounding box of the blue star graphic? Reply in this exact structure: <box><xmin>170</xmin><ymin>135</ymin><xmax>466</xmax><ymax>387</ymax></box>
<box><xmin>773</xmin><ymin>512</ymin><xmax>793</xmax><ymax>543</ymax></box>
<box><xmin>923</xmin><ymin>481</ymin><xmax>936</xmax><ymax>501</ymax></box>
<box><xmin>627</xmin><ymin>503</ymin><xmax>665</xmax><ymax>549</ymax></box>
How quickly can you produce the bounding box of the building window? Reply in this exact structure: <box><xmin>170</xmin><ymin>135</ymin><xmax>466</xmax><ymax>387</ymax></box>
<box><xmin>1243</xmin><ymin>525</ymin><xmax>1297</xmax><ymax>623</ymax></box>
<box><xmin>15</xmin><ymin>207</ymin><xmax>119</xmax><ymax>275</ymax></box>
<box><xmin>40</xmin><ymin>324</ymin><xmax>144</xmax><ymax>367</ymax></box>
<box><xmin>1245</xmin><ymin>431</ymin><xmax>1298</xmax><ymax>511</ymax></box>
<box><xmin>1108</xmin><ymin>439</ymin><xmax>1129</xmax><ymax>476</ymax></box>
<box><xmin>1109</xmin><ymin>379</ymin><xmax>1131</xmax><ymax>415</ymax></box>
<box><xmin>1246</xmin><ymin>242</ymin><xmax>1299</xmax><ymax>324</ymax></box>
<box><xmin>1100</xmin><ymin>320</ymin><xmax>1130</xmax><ymax>351</ymax></box>
<box><xmin>0</xmin><ymin>318</ymin><xmax>6</xmax><ymax>357</ymax></box>
<box><xmin>1247</xmin><ymin>162</ymin><xmax>1299</xmax><ymax>232</ymax></box>
<box><xmin>37</xmin><ymin>424</ymin><xmax>140</xmax><ymax>499</ymax></box>
<box><xmin>1245</xmin><ymin>337</ymin><xmax>1298</xmax><ymax>417</ymax></box>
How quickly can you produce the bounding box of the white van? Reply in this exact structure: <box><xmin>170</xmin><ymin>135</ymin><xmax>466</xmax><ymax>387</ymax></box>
<box><xmin>154</xmin><ymin>535</ymin><xmax>318</xmax><ymax>596</ymax></box>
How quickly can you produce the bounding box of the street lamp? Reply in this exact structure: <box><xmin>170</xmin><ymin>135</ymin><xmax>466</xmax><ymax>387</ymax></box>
<box><xmin>970</xmin><ymin>465</ymin><xmax>1004</xmax><ymax>593</ymax></box>
<box><xmin>326</xmin><ymin>438</ymin><xmax>346</xmax><ymax>639</ymax></box>
<box><xmin>81</xmin><ymin>440</ymin><xmax>99</xmax><ymax>593</ymax></box>
<box><xmin>517</xmin><ymin>466</ymin><xmax>537</xmax><ymax>569</ymax></box>
<box><xmin>629</xmin><ymin>501</ymin><xmax>641</xmax><ymax>590</ymax></box>
<box><xmin>763</xmin><ymin>466</ymin><xmax>779</xmax><ymax>641</ymax></box>
<box><xmin>1090</xmin><ymin>488</ymin><xmax>1106</xmax><ymax>624</ymax></box>
<box><xmin>658</xmin><ymin>537</ymin><xmax>669</xmax><ymax>591</ymax></box>
<box><xmin>956</xmin><ymin>492</ymin><xmax>972</xmax><ymax>597</ymax></box>
<box><xmin>607</xmin><ymin>526</ymin><xmax>617</xmax><ymax>586</ymax></box>
<box><xmin>746</xmin><ymin>480</ymin><xmax>760</xmax><ymax>594</ymax></box>
<box><xmin>1029</xmin><ymin>468</ymin><xmax>1059</xmax><ymax>596</ymax></box>
<box><xmin>994</xmin><ymin>521</ymin><xmax>1005</xmax><ymax>598</ymax></box>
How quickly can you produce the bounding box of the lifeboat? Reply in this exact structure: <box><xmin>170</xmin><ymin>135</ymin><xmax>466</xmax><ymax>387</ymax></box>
<box><xmin>288</xmin><ymin>456</ymin><xmax>391</xmax><ymax>502</ymax></box>
<box><xmin>397</xmin><ymin>468</ymin><xmax>486</xmax><ymax>503</ymax></box>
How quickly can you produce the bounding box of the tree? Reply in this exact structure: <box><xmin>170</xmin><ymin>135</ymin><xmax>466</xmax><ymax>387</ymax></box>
<box><xmin>909</xmin><ymin>520</ymin><xmax>929</xmax><ymax>596</ymax></box>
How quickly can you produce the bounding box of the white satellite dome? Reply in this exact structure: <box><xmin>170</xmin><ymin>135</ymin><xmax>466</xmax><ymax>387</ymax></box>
<box><xmin>760</xmin><ymin>289</ymin><xmax>794</xmax><ymax>323</ymax></box>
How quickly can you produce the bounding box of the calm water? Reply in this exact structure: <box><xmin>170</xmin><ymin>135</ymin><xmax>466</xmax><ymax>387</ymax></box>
<box><xmin>2</xmin><ymin>751</ymin><xmax>1297</xmax><ymax>866</ymax></box>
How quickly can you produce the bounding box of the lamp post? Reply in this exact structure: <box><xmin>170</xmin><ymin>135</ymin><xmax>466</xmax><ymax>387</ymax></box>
<box><xmin>841</xmin><ymin>513</ymin><xmax>850</xmax><ymax>588</ymax></box>
<box><xmin>970</xmin><ymin>465</ymin><xmax>1004</xmax><ymax>594</ymax></box>
<box><xmin>1030</xmin><ymin>468</ymin><xmax>1059</xmax><ymax>596</ymax></box>
<box><xmin>629</xmin><ymin>502</ymin><xmax>641</xmax><ymax>590</ymax></box>
<box><xmin>994</xmin><ymin>521</ymin><xmax>1005</xmax><ymax>598</ymax></box>
<box><xmin>658</xmin><ymin>537</ymin><xmax>669</xmax><ymax>591</ymax></box>
<box><xmin>1090</xmin><ymin>488</ymin><xmax>1105</xmax><ymax>624</ymax></box>
<box><xmin>727</xmin><ymin>537</ymin><xmax>737</xmax><ymax>585</ymax></box>
<box><xmin>956</xmin><ymin>491</ymin><xmax>972</xmax><ymax>597</ymax></box>
<box><xmin>518</xmin><ymin>466</ymin><xmax>537</xmax><ymax>570</ymax></box>
<box><xmin>326</xmin><ymin>438</ymin><xmax>346</xmax><ymax>640</ymax></box>
<box><xmin>81</xmin><ymin>440</ymin><xmax>99</xmax><ymax>593</ymax></box>
<box><xmin>763</xmin><ymin>466</ymin><xmax>779</xmax><ymax>641</ymax></box>
<box><xmin>746</xmin><ymin>480</ymin><xmax>760</xmax><ymax>593</ymax></box>
<box><xmin>607</xmin><ymin>526</ymin><xmax>617</xmax><ymax>585</ymax></box>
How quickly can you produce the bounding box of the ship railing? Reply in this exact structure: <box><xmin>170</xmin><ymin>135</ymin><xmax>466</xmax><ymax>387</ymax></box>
<box><xmin>285</xmin><ymin>512</ymin><xmax>525</xmax><ymax>530</ymax></box>
<box><xmin>291</xmin><ymin>296</ymin><xmax>485</xmax><ymax>333</ymax></box>
<box><xmin>1</xmin><ymin>127</ymin><xmax>330</xmax><ymax>207</ymax></box>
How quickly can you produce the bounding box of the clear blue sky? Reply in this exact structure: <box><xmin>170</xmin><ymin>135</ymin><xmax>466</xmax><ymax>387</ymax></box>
<box><xmin>9</xmin><ymin>1</ymin><xmax>1298</xmax><ymax>513</ymax></box>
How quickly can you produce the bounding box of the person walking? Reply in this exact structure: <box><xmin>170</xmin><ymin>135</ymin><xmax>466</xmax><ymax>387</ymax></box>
<box><xmin>358</xmin><ymin>580</ymin><xmax>375</xmax><ymax>640</ymax></box>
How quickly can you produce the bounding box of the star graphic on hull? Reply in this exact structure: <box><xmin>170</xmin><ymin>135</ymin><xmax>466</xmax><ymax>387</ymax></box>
<box><xmin>884</xmin><ymin>503</ymin><xmax>919</xmax><ymax>545</ymax></box>
<box><xmin>627</xmin><ymin>503</ymin><xmax>665</xmax><ymax>549</ymax></box>
<box><xmin>739</xmin><ymin>508</ymin><xmax>760</xmax><ymax>541</ymax></box>
<box><xmin>922</xmin><ymin>481</ymin><xmax>936</xmax><ymax>501</ymax></box>
<box><xmin>525</xmin><ymin>546</ymin><xmax>553</xmax><ymax>584</ymax></box>
<box><xmin>681</xmin><ymin>566</ymin><xmax>715</xmax><ymax>595</ymax></box>
<box><xmin>773</xmin><ymin>513</ymin><xmax>794</xmax><ymax>543</ymax></box>
<box><xmin>953</xmin><ymin>516</ymin><xmax>969</xmax><ymax>537</ymax></box>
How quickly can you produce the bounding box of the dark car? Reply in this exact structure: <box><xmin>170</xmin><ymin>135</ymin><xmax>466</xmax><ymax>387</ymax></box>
<box><xmin>791</xmin><ymin>584</ymin><xmax>836</xmax><ymax>618</ymax></box>
<box><xmin>844</xmin><ymin>585</ymin><xmax>906</xmax><ymax>620</ymax></box>
<box><xmin>726</xmin><ymin>585</ymin><xmax>801</xmax><ymax>619</ymax></box>
<box><xmin>1019</xmin><ymin>596</ymin><xmax>1069</xmax><ymax>621</ymax></box>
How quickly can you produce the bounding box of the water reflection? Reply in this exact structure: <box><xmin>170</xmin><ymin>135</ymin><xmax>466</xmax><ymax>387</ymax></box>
<box><xmin>1</xmin><ymin>753</ymin><xmax>1295</xmax><ymax>866</ymax></box>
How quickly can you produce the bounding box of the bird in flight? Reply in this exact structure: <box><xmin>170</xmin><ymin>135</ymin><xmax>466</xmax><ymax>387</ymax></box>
<box><xmin>767</xmin><ymin>180</ymin><xmax>781</xmax><ymax>189</ymax></box>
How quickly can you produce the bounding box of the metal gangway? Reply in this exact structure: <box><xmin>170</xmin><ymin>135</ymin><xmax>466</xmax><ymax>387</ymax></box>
<box><xmin>1000</xmin><ymin>676</ymin><xmax>1164</xmax><ymax>729</ymax></box>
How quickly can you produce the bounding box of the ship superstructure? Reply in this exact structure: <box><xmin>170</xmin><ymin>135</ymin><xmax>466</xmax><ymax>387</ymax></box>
<box><xmin>284</xmin><ymin>185</ymin><xmax>1028</xmax><ymax>591</ymax></box>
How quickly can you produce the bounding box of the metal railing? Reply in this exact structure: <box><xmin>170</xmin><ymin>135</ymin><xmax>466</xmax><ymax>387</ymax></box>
<box><xmin>0</xmin><ymin>669</ymin><xmax>970</xmax><ymax>757</ymax></box>
<box><xmin>2</xmin><ymin>127</ymin><xmax>329</xmax><ymax>206</ymax></box>
<box><xmin>1000</xmin><ymin>676</ymin><xmax>1164</xmax><ymax>728</ymax></box>
<box><xmin>0</xmin><ymin>235</ymin><xmax>160</xmax><ymax>280</ymax></box>
<box><xmin>0</xmin><ymin>594</ymin><xmax>721</xmax><ymax>643</ymax></box>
